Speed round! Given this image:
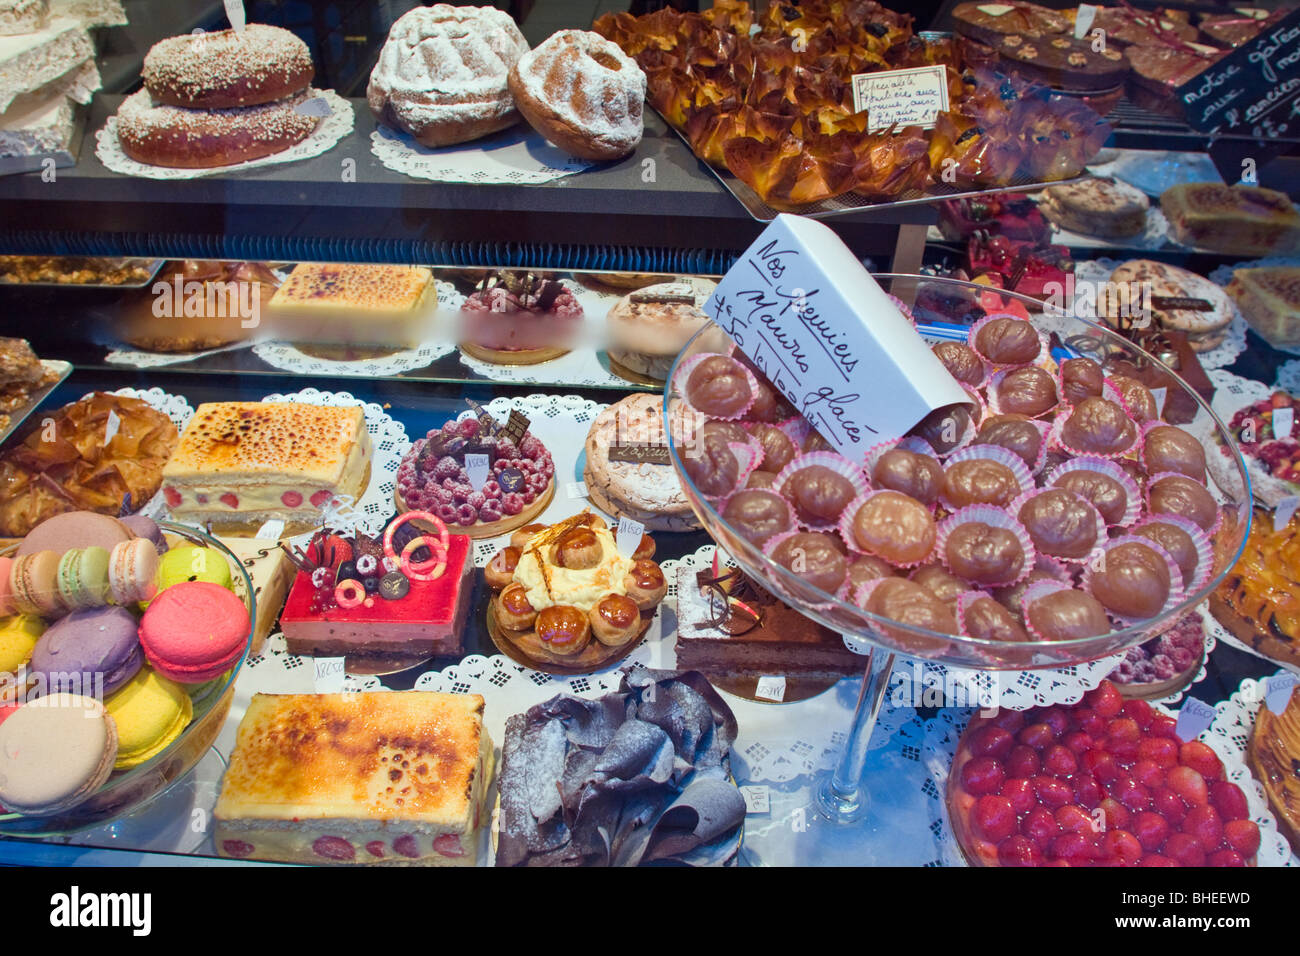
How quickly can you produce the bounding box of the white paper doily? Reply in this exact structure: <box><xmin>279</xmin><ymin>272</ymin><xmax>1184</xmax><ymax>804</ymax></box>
<box><xmin>1276</xmin><ymin>360</ymin><xmax>1300</xmax><ymax>394</ymax></box>
<box><xmin>1044</xmin><ymin>207</ymin><xmax>1172</xmax><ymax>252</ymax></box>
<box><xmin>104</xmin><ymin>341</ymin><xmax>255</xmax><ymax>368</ymax></box>
<box><xmin>1200</xmin><ymin>367</ymin><xmax>1298</xmax><ymax>509</ymax></box>
<box><xmin>1071</xmin><ymin>257</ymin><xmax>1247</xmax><ymax>370</ymax></box>
<box><xmin>251</xmin><ymin>341</ymin><xmax>455</xmax><ymax>377</ymax></box>
<box><xmin>80</xmin><ymin>386</ymin><xmax>194</xmax><ymax>519</ymax></box>
<box><xmin>95</xmin><ymin>90</ymin><xmax>355</xmax><ymax>180</ymax></box>
<box><xmin>871</xmin><ymin>652</ymin><xmax>1126</xmax><ymax>712</ymax></box>
<box><xmin>922</xmin><ymin>696</ymin><xmax>1297</xmax><ymax>867</ymax></box>
<box><xmin>370</xmin><ymin>124</ymin><xmax>591</xmax><ymax>185</ymax></box>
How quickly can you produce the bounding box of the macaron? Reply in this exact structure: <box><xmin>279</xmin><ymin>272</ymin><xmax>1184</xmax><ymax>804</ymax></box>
<box><xmin>16</xmin><ymin>512</ymin><xmax>133</xmax><ymax>558</ymax></box>
<box><xmin>155</xmin><ymin>546</ymin><xmax>233</xmax><ymax>597</ymax></box>
<box><xmin>0</xmin><ymin>556</ymin><xmax>14</xmax><ymax>615</ymax></box>
<box><xmin>104</xmin><ymin>667</ymin><xmax>192</xmax><ymax>770</ymax></box>
<box><xmin>119</xmin><ymin>515</ymin><xmax>169</xmax><ymax>555</ymax></box>
<box><xmin>29</xmin><ymin>606</ymin><xmax>143</xmax><ymax>697</ymax></box>
<box><xmin>109</xmin><ymin>539</ymin><xmax>159</xmax><ymax>606</ymax></box>
<box><xmin>0</xmin><ymin>614</ymin><xmax>45</xmax><ymax>673</ymax></box>
<box><xmin>56</xmin><ymin>547</ymin><xmax>110</xmax><ymax>612</ymax></box>
<box><xmin>10</xmin><ymin>551</ymin><xmax>64</xmax><ymax>617</ymax></box>
<box><xmin>0</xmin><ymin>693</ymin><xmax>118</xmax><ymax>816</ymax></box>
<box><xmin>138</xmin><ymin>581</ymin><xmax>249</xmax><ymax>684</ymax></box>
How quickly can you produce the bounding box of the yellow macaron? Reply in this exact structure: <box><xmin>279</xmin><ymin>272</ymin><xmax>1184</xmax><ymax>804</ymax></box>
<box><xmin>104</xmin><ymin>667</ymin><xmax>193</xmax><ymax>770</ymax></box>
<box><xmin>0</xmin><ymin>614</ymin><xmax>45</xmax><ymax>673</ymax></box>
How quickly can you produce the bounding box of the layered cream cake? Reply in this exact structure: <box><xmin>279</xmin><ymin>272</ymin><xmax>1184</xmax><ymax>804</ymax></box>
<box><xmin>214</xmin><ymin>692</ymin><xmax>493</xmax><ymax>866</ymax></box>
<box><xmin>266</xmin><ymin>263</ymin><xmax>437</xmax><ymax>348</ymax></box>
<box><xmin>161</xmin><ymin>402</ymin><xmax>372</xmax><ymax>534</ymax></box>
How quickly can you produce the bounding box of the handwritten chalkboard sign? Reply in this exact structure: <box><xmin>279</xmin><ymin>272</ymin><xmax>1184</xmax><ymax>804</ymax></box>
<box><xmin>703</xmin><ymin>215</ymin><xmax>968</xmax><ymax>458</ymax></box>
<box><xmin>1178</xmin><ymin>8</ymin><xmax>1300</xmax><ymax>138</ymax></box>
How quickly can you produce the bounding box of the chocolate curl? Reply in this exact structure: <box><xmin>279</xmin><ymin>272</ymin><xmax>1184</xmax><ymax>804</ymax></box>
<box><xmin>694</xmin><ymin>565</ymin><xmax>765</xmax><ymax>635</ymax></box>
<box><xmin>278</xmin><ymin>542</ymin><xmax>313</xmax><ymax>574</ymax></box>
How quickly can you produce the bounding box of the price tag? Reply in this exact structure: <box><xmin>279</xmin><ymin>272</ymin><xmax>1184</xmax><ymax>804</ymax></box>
<box><xmin>313</xmin><ymin>657</ymin><xmax>346</xmax><ymax>693</ymax></box>
<box><xmin>976</xmin><ymin>3</ymin><xmax>1014</xmax><ymax>14</ymax></box>
<box><xmin>1273</xmin><ymin>405</ymin><xmax>1294</xmax><ymax>441</ymax></box>
<box><xmin>255</xmin><ymin>519</ymin><xmax>284</xmax><ymax>541</ymax></box>
<box><xmin>465</xmin><ymin>454</ymin><xmax>490</xmax><ymax>493</ymax></box>
<box><xmin>103</xmin><ymin>409</ymin><xmax>120</xmax><ymax>445</ymax></box>
<box><xmin>851</xmin><ymin>65</ymin><xmax>949</xmax><ymax>131</ymax></box>
<box><xmin>294</xmin><ymin>97</ymin><xmax>331</xmax><ymax>118</ymax></box>
<box><xmin>740</xmin><ymin>785</ymin><xmax>771</xmax><ymax>815</ymax></box>
<box><xmin>1274</xmin><ymin>496</ymin><xmax>1300</xmax><ymax>532</ymax></box>
<box><xmin>567</xmin><ymin>481</ymin><xmax>588</xmax><ymax>499</ymax></box>
<box><xmin>223</xmin><ymin>0</ymin><xmax>245</xmax><ymax>32</ymax></box>
<box><xmin>1265</xmin><ymin>672</ymin><xmax>1300</xmax><ymax>713</ymax></box>
<box><xmin>615</xmin><ymin>516</ymin><xmax>645</xmax><ymax>557</ymax></box>
<box><xmin>754</xmin><ymin>675</ymin><xmax>787</xmax><ymax>702</ymax></box>
<box><xmin>1150</xmin><ymin>387</ymin><xmax>1166</xmax><ymax>414</ymax></box>
<box><xmin>1175</xmin><ymin>697</ymin><xmax>1216</xmax><ymax>741</ymax></box>
<box><xmin>1074</xmin><ymin>3</ymin><xmax>1099</xmax><ymax>39</ymax></box>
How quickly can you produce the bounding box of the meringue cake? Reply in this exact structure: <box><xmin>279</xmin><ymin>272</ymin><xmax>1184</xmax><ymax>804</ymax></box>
<box><xmin>214</xmin><ymin>692</ymin><xmax>493</xmax><ymax>866</ymax></box>
<box><xmin>161</xmin><ymin>402</ymin><xmax>371</xmax><ymax>534</ymax></box>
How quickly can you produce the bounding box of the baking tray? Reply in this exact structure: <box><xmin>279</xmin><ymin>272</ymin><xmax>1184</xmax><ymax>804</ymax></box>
<box><xmin>0</xmin><ymin>256</ymin><xmax>165</xmax><ymax>289</ymax></box>
<box><xmin>0</xmin><ymin>358</ymin><xmax>72</xmax><ymax>446</ymax></box>
<box><xmin>659</xmin><ymin>115</ymin><xmax>1090</xmax><ymax>222</ymax></box>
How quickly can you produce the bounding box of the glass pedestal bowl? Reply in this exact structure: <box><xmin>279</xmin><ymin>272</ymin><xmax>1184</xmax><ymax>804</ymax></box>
<box><xmin>664</xmin><ymin>273</ymin><xmax>1251</xmax><ymax>824</ymax></box>
<box><xmin>0</xmin><ymin>522</ymin><xmax>255</xmax><ymax>837</ymax></box>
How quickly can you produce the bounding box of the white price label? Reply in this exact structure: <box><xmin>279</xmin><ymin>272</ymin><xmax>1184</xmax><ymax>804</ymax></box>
<box><xmin>615</xmin><ymin>516</ymin><xmax>645</xmax><ymax>558</ymax></box>
<box><xmin>313</xmin><ymin>657</ymin><xmax>346</xmax><ymax>693</ymax></box>
<box><xmin>1150</xmin><ymin>387</ymin><xmax>1166</xmax><ymax>414</ymax></box>
<box><xmin>1265</xmin><ymin>673</ymin><xmax>1300</xmax><ymax>714</ymax></box>
<box><xmin>740</xmin><ymin>785</ymin><xmax>771</xmax><ymax>815</ymax></box>
<box><xmin>465</xmin><ymin>454</ymin><xmax>490</xmax><ymax>493</ymax></box>
<box><xmin>1273</xmin><ymin>405</ymin><xmax>1294</xmax><ymax>441</ymax></box>
<box><xmin>1175</xmin><ymin>697</ymin><xmax>1216</xmax><ymax>741</ymax></box>
<box><xmin>1274</xmin><ymin>496</ymin><xmax>1300</xmax><ymax>532</ymax></box>
<box><xmin>566</xmin><ymin>481</ymin><xmax>588</xmax><ymax>499</ymax></box>
<box><xmin>255</xmin><ymin>519</ymin><xmax>285</xmax><ymax>541</ymax></box>
<box><xmin>223</xmin><ymin>0</ymin><xmax>245</xmax><ymax>32</ymax></box>
<box><xmin>851</xmin><ymin>65</ymin><xmax>949</xmax><ymax>131</ymax></box>
<box><xmin>754</xmin><ymin>675</ymin><xmax>787</xmax><ymax>702</ymax></box>
<box><xmin>104</xmin><ymin>409</ymin><xmax>121</xmax><ymax>445</ymax></box>
<box><xmin>294</xmin><ymin>97</ymin><xmax>331</xmax><ymax>118</ymax></box>
<box><xmin>1074</xmin><ymin>3</ymin><xmax>1099</xmax><ymax>39</ymax></box>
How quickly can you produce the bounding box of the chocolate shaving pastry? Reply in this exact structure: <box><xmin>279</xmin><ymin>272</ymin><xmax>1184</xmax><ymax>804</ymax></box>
<box><xmin>496</xmin><ymin>668</ymin><xmax>745</xmax><ymax>867</ymax></box>
<box><xmin>695</xmin><ymin>566</ymin><xmax>765</xmax><ymax>635</ymax></box>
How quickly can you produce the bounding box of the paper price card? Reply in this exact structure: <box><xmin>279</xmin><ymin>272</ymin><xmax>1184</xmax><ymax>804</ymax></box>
<box><xmin>740</xmin><ymin>786</ymin><xmax>771</xmax><ymax>814</ymax></box>
<box><xmin>1265</xmin><ymin>673</ymin><xmax>1299</xmax><ymax>714</ymax></box>
<box><xmin>616</xmin><ymin>516</ymin><xmax>645</xmax><ymax>558</ymax></box>
<box><xmin>465</xmin><ymin>453</ymin><xmax>490</xmax><ymax>492</ymax></box>
<box><xmin>1274</xmin><ymin>496</ymin><xmax>1300</xmax><ymax>532</ymax></box>
<box><xmin>224</xmin><ymin>0</ymin><xmax>245</xmax><ymax>31</ymax></box>
<box><xmin>850</xmin><ymin>66</ymin><xmax>949</xmax><ymax>131</ymax></box>
<box><xmin>754</xmin><ymin>675</ymin><xmax>787</xmax><ymax>702</ymax></box>
<box><xmin>314</xmin><ymin>657</ymin><xmax>346</xmax><ymax>693</ymax></box>
<box><xmin>1175</xmin><ymin>697</ymin><xmax>1216</xmax><ymax>742</ymax></box>
<box><xmin>704</xmin><ymin>215</ymin><xmax>969</xmax><ymax>457</ymax></box>
<box><xmin>104</xmin><ymin>409</ymin><xmax>121</xmax><ymax>445</ymax></box>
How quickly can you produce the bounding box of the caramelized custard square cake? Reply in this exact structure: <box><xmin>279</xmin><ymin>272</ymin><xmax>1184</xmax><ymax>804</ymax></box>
<box><xmin>161</xmin><ymin>402</ymin><xmax>372</xmax><ymax>528</ymax></box>
<box><xmin>214</xmin><ymin>692</ymin><xmax>493</xmax><ymax>865</ymax></box>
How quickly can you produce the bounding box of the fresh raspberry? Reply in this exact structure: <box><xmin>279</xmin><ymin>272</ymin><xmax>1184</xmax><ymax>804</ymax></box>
<box><xmin>457</xmin><ymin>504</ymin><xmax>478</xmax><ymax>525</ymax></box>
<box><xmin>222</xmin><ymin>840</ymin><xmax>254</xmax><ymax>858</ymax></box>
<box><xmin>537</xmin><ymin>458</ymin><xmax>554</xmax><ymax>478</ymax></box>
<box><xmin>483</xmin><ymin>480</ymin><xmax>501</xmax><ymax>498</ymax></box>
<box><xmin>479</xmin><ymin>504</ymin><xmax>502</xmax><ymax>523</ymax></box>
<box><xmin>467</xmin><ymin>491</ymin><xmax>486</xmax><ymax>509</ymax></box>
<box><xmin>437</xmin><ymin>504</ymin><xmax>460</xmax><ymax>524</ymax></box>
<box><xmin>517</xmin><ymin>459</ymin><xmax>535</xmax><ymax>475</ymax></box>
<box><xmin>1151</xmin><ymin>654</ymin><xmax>1176</xmax><ymax>680</ymax></box>
<box><xmin>281</xmin><ymin>490</ymin><xmax>302</xmax><ymax>508</ymax></box>
<box><xmin>520</xmin><ymin>435</ymin><xmax>544</xmax><ymax>458</ymax></box>
<box><xmin>457</xmin><ymin>418</ymin><xmax>480</xmax><ymax>439</ymax></box>
<box><xmin>312</xmin><ymin>836</ymin><xmax>355</xmax><ymax>861</ymax></box>
<box><xmin>365</xmin><ymin>842</ymin><xmax>385</xmax><ymax>859</ymax></box>
<box><xmin>451</xmin><ymin>483</ymin><xmax>472</xmax><ymax>504</ymax></box>
<box><xmin>501</xmin><ymin>493</ymin><xmax>525</xmax><ymax>516</ymax></box>
<box><xmin>522</xmin><ymin>488</ymin><xmax>537</xmax><ymax>505</ymax></box>
<box><xmin>393</xmin><ymin>834</ymin><xmax>420</xmax><ymax>858</ymax></box>
<box><xmin>496</xmin><ymin>441</ymin><xmax>519</xmax><ymax>460</ymax></box>
<box><xmin>434</xmin><ymin>456</ymin><xmax>461</xmax><ymax>480</ymax></box>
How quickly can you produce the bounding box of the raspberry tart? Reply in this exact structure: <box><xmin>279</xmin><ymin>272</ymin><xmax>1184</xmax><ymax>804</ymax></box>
<box><xmin>458</xmin><ymin>271</ymin><xmax>583</xmax><ymax>365</ymax></box>
<box><xmin>946</xmin><ymin>681</ymin><xmax>1262</xmax><ymax>866</ymax></box>
<box><xmin>1212</xmin><ymin>390</ymin><xmax>1300</xmax><ymax>509</ymax></box>
<box><xmin>394</xmin><ymin>416</ymin><xmax>555</xmax><ymax>539</ymax></box>
<box><xmin>1107</xmin><ymin>612</ymin><xmax>1207</xmax><ymax>701</ymax></box>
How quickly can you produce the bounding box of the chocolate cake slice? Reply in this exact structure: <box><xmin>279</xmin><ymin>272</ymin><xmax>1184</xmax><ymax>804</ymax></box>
<box><xmin>674</xmin><ymin>564</ymin><xmax>862</xmax><ymax>679</ymax></box>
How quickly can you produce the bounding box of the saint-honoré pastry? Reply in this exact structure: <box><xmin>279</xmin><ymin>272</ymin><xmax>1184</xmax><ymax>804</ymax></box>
<box><xmin>214</xmin><ymin>691</ymin><xmax>493</xmax><ymax>866</ymax></box>
<box><xmin>1039</xmin><ymin>178</ymin><xmax>1149</xmax><ymax>239</ymax></box>
<box><xmin>1099</xmin><ymin>260</ymin><xmax>1233</xmax><ymax>353</ymax></box>
<box><xmin>0</xmin><ymin>1</ymin><xmax>48</xmax><ymax>36</ymax></box>
<box><xmin>583</xmin><ymin>394</ymin><xmax>700</xmax><ymax>532</ymax></box>
<box><xmin>1161</xmin><ymin>183</ymin><xmax>1300</xmax><ymax>256</ymax></box>
<box><xmin>367</xmin><ymin>4</ymin><xmax>529</xmax><ymax>147</ymax></box>
<box><xmin>1250</xmin><ymin>681</ymin><xmax>1300</xmax><ymax>855</ymax></box>
<box><xmin>267</xmin><ymin>263</ymin><xmax>436</xmax><ymax>349</ymax></box>
<box><xmin>675</xmin><ymin>563</ymin><xmax>861</xmax><ymax>680</ymax></box>
<box><xmin>1226</xmin><ymin>267</ymin><xmax>1300</xmax><ymax>350</ymax></box>
<box><xmin>605</xmin><ymin>277</ymin><xmax>715</xmax><ymax>384</ymax></box>
<box><xmin>160</xmin><ymin>402</ymin><xmax>373</xmax><ymax>534</ymax></box>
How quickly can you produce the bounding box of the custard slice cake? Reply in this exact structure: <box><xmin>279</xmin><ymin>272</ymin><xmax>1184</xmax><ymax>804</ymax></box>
<box><xmin>214</xmin><ymin>692</ymin><xmax>493</xmax><ymax>866</ymax></box>
<box><xmin>266</xmin><ymin>263</ymin><xmax>437</xmax><ymax>348</ymax></box>
<box><xmin>161</xmin><ymin>402</ymin><xmax>372</xmax><ymax>534</ymax></box>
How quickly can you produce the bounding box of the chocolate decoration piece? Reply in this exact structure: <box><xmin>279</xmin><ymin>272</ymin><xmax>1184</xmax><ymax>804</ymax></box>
<box><xmin>852</xmin><ymin>491</ymin><xmax>937</xmax><ymax>566</ymax></box>
<box><xmin>944</xmin><ymin>521</ymin><xmax>1026</xmax><ymax>585</ymax></box>
<box><xmin>785</xmin><ymin>464</ymin><xmax>856</xmax><ymax>525</ymax></box>
<box><xmin>1060</xmin><ymin>357</ymin><xmax>1105</xmax><ymax>405</ymax></box>
<box><xmin>686</xmin><ymin>355</ymin><xmax>752</xmax><ymax>418</ymax></box>
<box><xmin>683</xmin><ymin>434</ymin><xmax>740</xmax><ymax>497</ymax></box>
<box><xmin>769</xmin><ymin>532</ymin><xmax>847</xmax><ymax>595</ymax></box>
<box><xmin>1148</xmin><ymin>474</ymin><xmax>1217</xmax><ymax>532</ymax></box>
<box><xmin>910</xmin><ymin>565</ymin><xmax>967</xmax><ymax>607</ymax></box>
<box><xmin>933</xmin><ymin>342</ymin><xmax>986</xmax><ymax>386</ymax></box>
<box><xmin>750</xmin><ymin>423</ymin><xmax>797</xmax><ymax>474</ymax></box>
<box><xmin>910</xmin><ymin>403</ymin><xmax>972</xmax><ymax>455</ymax></box>
<box><xmin>498</xmin><ymin>467</ymin><xmax>525</xmax><ymax>494</ymax></box>
<box><xmin>974</xmin><ymin>317</ymin><xmax>1041</xmax><ymax>365</ymax></box>
<box><xmin>501</xmin><ymin>409</ymin><xmax>531</xmax><ymax>447</ymax></box>
<box><xmin>1110</xmin><ymin>375</ymin><xmax>1158</xmax><ymax>424</ymax></box>
<box><xmin>629</xmin><ymin>291</ymin><xmax>696</xmax><ymax>305</ymax></box>
<box><xmin>973</xmin><ymin>416</ymin><xmax>1042</xmax><ymax>469</ymax></box>
<box><xmin>1132</xmin><ymin>521</ymin><xmax>1197</xmax><ymax>586</ymax></box>
<box><xmin>865</xmin><ymin>578</ymin><xmax>958</xmax><ymax>636</ymax></box>
<box><xmin>871</xmin><ymin>448</ymin><xmax>942</xmax><ymax>506</ymax></box>
<box><xmin>943</xmin><ymin>458</ymin><xmax>1021</xmax><ymax>508</ymax></box>
<box><xmin>723</xmin><ymin>490</ymin><xmax>793</xmax><ymax>545</ymax></box>
<box><xmin>963</xmin><ymin>596</ymin><xmax>1030</xmax><ymax>642</ymax></box>
<box><xmin>1089</xmin><ymin>541</ymin><xmax>1171</xmax><ymax>619</ymax></box>
<box><xmin>1144</xmin><ymin>425</ymin><xmax>1207</xmax><ymax>482</ymax></box>
<box><xmin>1025</xmin><ymin>589</ymin><xmax>1110</xmax><ymax>641</ymax></box>
<box><xmin>1060</xmin><ymin>397</ymin><xmax>1136</xmax><ymax>456</ymax></box>
<box><xmin>996</xmin><ymin>366</ymin><xmax>1058</xmax><ymax>417</ymax></box>
<box><xmin>1051</xmin><ymin>469</ymin><xmax>1129</xmax><ymax>525</ymax></box>
<box><xmin>609</xmin><ymin>443</ymin><xmax>672</xmax><ymax>465</ymax></box>
<box><xmin>378</xmin><ymin>570</ymin><xmax>409</xmax><ymax>600</ymax></box>
<box><xmin>1017</xmin><ymin>489</ymin><xmax>1099</xmax><ymax>559</ymax></box>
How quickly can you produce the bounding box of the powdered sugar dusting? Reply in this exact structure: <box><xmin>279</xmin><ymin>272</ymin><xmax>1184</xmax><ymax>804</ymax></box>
<box><xmin>116</xmin><ymin>87</ymin><xmax>320</xmax><ymax>150</ymax></box>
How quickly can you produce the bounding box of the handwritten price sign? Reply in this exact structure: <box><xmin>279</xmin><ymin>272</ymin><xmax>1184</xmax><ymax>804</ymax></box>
<box><xmin>703</xmin><ymin>215</ymin><xmax>968</xmax><ymax>457</ymax></box>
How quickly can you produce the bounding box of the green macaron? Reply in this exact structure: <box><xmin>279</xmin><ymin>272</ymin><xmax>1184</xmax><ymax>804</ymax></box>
<box><xmin>56</xmin><ymin>547</ymin><xmax>110</xmax><ymax>611</ymax></box>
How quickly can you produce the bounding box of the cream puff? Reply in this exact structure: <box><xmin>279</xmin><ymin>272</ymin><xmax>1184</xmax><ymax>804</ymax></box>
<box><xmin>510</xmin><ymin>523</ymin><xmax>549</xmax><ymax>551</ymax></box>
<box><xmin>485</xmin><ymin>546</ymin><xmax>520</xmax><ymax>590</ymax></box>
<box><xmin>496</xmin><ymin>583</ymin><xmax>537</xmax><ymax>631</ymax></box>
<box><xmin>624</xmin><ymin>559</ymin><xmax>667</xmax><ymax>610</ymax></box>
<box><xmin>554</xmin><ymin>527</ymin><xmax>602</xmax><ymax>570</ymax></box>
<box><xmin>535</xmin><ymin>605</ymin><xmax>590</xmax><ymax>656</ymax></box>
<box><xmin>588</xmin><ymin>593</ymin><xmax>641</xmax><ymax>647</ymax></box>
<box><xmin>633</xmin><ymin>533</ymin><xmax>656</xmax><ymax>561</ymax></box>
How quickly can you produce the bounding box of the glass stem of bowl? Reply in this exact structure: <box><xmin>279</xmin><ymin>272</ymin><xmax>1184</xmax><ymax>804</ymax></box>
<box><xmin>816</xmin><ymin>647</ymin><xmax>896</xmax><ymax>824</ymax></box>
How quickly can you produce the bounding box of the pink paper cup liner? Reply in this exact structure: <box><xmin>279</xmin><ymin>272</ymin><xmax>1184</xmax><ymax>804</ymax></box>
<box><xmin>836</xmin><ymin>489</ymin><xmax>937</xmax><ymax>569</ymax></box>
<box><xmin>1008</xmin><ymin>487</ymin><xmax>1107</xmax><ymax>565</ymax></box>
<box><xmin>1047</xmin><ymin>400</ymin><xmax>1140</xmax><ymax>461</ymax></box>
<box><xmin>700</xmin><ymin>441</ymin><xmax>763</xmax><ymax>505</ymax></box>
<box><xmin>1019</xmin><ymin>578</ymin><xmax>1085</xmax><ymax>642</ymax></box>
<box><xmin>939</xmin><ymin>443</ymin><xmax>1035</xmax><ymax>512</ymax></box>
<box><xmin>971</xmin><ymin>417</ymin><xmax>1051</xmax><ymax>475</ymax></box>
<box><xmin>1130</xmin><ymin>514</ymin><xmax>1215</xmax><ymax>594</ymax></box>
<box><xmin>985</xmin><ymin>367</ymin><xmax>1062</xmax><ymax>421</ymax></box>
<box><xmin>776</xmin><ymin>415</ymin><xmax>811</xmax><ymax>449</ymax></box>
<box><xmin>1045</xmin><ymin>455</ymin><xmax>1144</xmax><ymax>528</ymax></box>
<box><xmin>935</xmin><ymin>504</ymin><xmax>1037</xmax><ymax>589</ymax></box>
<box><xmin>888</xmin><ymin>293</ymin><xmax>917</xmax><ymax>326</ymax></box>
<box><xmin>1144</xmin><ymin>471</ymin><xmax>1225</xmax><ymax>539</ymax></box>
<box><xmin>774</xmin><ymin>450</ymin><xmax>871</xmax><ymax>532</ymax></box>
<box><xmin>672</xmin><ymin>351</ymin><xmax>760</xmax><ymax>422</ymax></box>
<box><xmin>760</xmin><ymin>529</ymin><xmax>845</xmax><ymax>611</ymax></box>
<box><xmin>1137</xmin><ymin>419</ymin><xmax>1207</xmax><ymax>482</ymax></box>
<box><xmin>968</xmin><ymin>313</ymin><xmax>1050</xmax><ymax>372</ymax></box>
<box><xmin>1079</xmin><ymin>535</ymin><xmax>1186</xmax><ymax>628</ymax></box>
<box><xmin>918</xmin><ymin>395</ymin><xmax>981</xmax><ymax>459</ymax></box>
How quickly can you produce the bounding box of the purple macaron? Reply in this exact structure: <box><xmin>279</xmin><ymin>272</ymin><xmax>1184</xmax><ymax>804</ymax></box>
<box><xmin>119</xmin><ymin>515</ymin><xmax>169</xmax><ymax>555</ymax></box>
<box><xmin>29</xmin><ymin>606</ymin><xmax>143</xmax><ymax>697</ymax></box>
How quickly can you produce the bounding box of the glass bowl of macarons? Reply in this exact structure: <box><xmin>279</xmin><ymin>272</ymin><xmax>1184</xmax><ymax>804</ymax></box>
<box><xmin>0</xmin><ymin>513</ymin><xmax>254</xmax><ymax>835</ymax></box>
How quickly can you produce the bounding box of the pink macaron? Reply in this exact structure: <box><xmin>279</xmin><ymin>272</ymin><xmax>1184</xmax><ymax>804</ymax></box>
<box><xmin>138</xmin><ymin>581</ymin><xmax>250</xmax><ymax>684</ymax></box>
<box><xmin>0</xmin><ymin>556</ymin><xmax>14</xmax><ymax>615</ymax></box>
<box><xmin>109</xmin><ymin>538</ymin><xmax>160</xmax><ymax>606</ymax></box>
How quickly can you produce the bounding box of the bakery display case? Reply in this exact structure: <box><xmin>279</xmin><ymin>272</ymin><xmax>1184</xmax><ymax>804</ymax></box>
<box><xmin>0</xmin><ymin>0</ymin><xmax>1299</xmax><ymax>874</ymax></box>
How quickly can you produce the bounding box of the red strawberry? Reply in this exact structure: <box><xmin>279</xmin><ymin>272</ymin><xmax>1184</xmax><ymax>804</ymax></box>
<box><xmin>1132</xmin><ymin>811</ymin><xmax>1170</xmax><ymax>852</ymax></box>
<box><xmin>1137</xmin><ymin>737</ymin><xmax>1179</xmax><ymax>768</ymax></box>
<box><xmin>1100</xmin><ymin>830</ymin><xmax>1143</xmax><ymax>866</ymax></box>
<box><xmin>433</xmin><ymin>834</ymin><xmax>464</xmax><ymax>857</ymax></box>
<box><xmin>311</xmin><ymin>489</ymin><xmax>334</xmax><ymax>507</ymax></box>
<box><xmin>1208</xmin><ymin>849</ymin><xmax>1245</xmax><ymax>867</ymax></box>
<box><xmin>1043</xmin><ymin>744</ymin><xmax>1079</xmax><ymax>777</ymax></box>
<box><xmin>973</xmin><ymin>795</ymin><xmax>1017</xmax><ymax>842</ymax></box>
<box><xmin>1209</xmin><ymin>781</ymin><xmax>1250</xmax><ymax>822</ymax></box>
<box><xmin>1055</xmin><ymin>804</ymin><xmax>1094</xmax><ymax>834</ymax></box>
<box><xmin>1178</xmin><ymin>741</ymin><xmax>1223</xmax><ymax>781</ymax></box>
<box><xmin>961</xmin><ymin>756</ymin><xmax>1005</xmax><ymax>796</ymax></box>
<box><xmin>970</xmin><ymin>725</ymin><xmax>1014</xmax><ymax>759</ymax></box>
<box><xmin>312</xmin><ymin>836</ymin><xmax>355</xmax><ymax>861</ymax></box>
<box><xmin>281</xmin><ymin>490</ymin><xmax>303</xmax><ymax>507</ymax></box>
<box><xmin>1223</xmin><ymin>819</ymin><xmax>1260</xmax><ymax>857</ymax></box>
<box><xmin>997</xmin><ymin>835</ymin><xmax>1043</xmax><ymax>867</ymax></box>
<box><xmin>1019</xmin><ymin>722</ymin><xmax>1055</xmax><ymax>750</ymax></box>
<box><xmin>1164</xmin><ymin>832</ymin><xmax>1206</xmax><ymax>867</ymax></box>
<box><xmin>1182</xmin><ymin>805</ymin><xmax>1223</xmax><ymax>849</ymax></box>
<box><xmin>1167</xmin><ymin>765</ymin><xmax>1209</xmax><ymax>807</ymax></box>
<box><xmin>221</xmin><ymin>840</ymin><xmax>254</xmax><ymax>858</ymax></box>
<box><xmin>1001</xmin><ymin>777</ymin><xmax>1036</xmax><ymax>814</ymax></box>
<box><xmin>1088</xmin><ymin>681</ymin><xmax>1124</xmax><ymax>718</ymax></box>
<box><xmin>364</xmin><ymin>841</ymin><xmax>385</xmax><ymax>858</ymax></box>
<box><xmin>220</xmin><ymin>492</ymin><xmax>239</xmax><ymax>509</ymax></box>
<box><xmin>164</xmin><ymin>486</ymin><xmax>182</xmax><ymax>508</ymax></box>
<box><xmin>1006</xmin><ymin>744</ymin><xmax>1041</xmax><ymax>778</ymax></box>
